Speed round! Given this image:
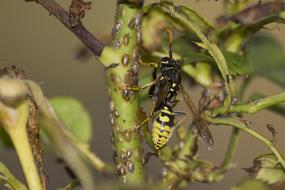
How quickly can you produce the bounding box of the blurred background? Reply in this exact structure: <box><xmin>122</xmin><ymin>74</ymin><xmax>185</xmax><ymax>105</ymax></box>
<box><xmin>0</xmin><ymin>0</ymin><xmax>285</xmax><ymax>189</ymax></box>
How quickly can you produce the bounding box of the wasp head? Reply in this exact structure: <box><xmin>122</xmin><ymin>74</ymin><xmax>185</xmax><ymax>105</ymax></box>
<box><xmin>160</xmin><ymin>57</ymin><xmax>179</xmax><ymax>68</ymax></box>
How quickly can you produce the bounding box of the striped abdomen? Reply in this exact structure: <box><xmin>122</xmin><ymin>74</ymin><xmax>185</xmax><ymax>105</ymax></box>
<box><xmin>152</xmin><ymin>105</ymin><xmax>175</xmax><ymax>150</ymax></box>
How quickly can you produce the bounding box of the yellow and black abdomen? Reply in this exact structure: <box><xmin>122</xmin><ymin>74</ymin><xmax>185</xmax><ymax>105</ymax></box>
<box><xmin>152</xmin><ymin>105</ymin><xmax>175</xmax><ymax>150</ymax></box>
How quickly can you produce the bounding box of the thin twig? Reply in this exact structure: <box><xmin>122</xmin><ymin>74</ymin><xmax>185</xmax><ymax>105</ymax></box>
<box><xmin>229</xmin><ymin>92</ymin><xmax>285</xmax><ymax>114</ymax></box>
<box><xmin>27</xmin><ymin>0</ymin><xmax>104</xmax><ymax>57</ymax></box>
<box><xmin>206</xmin><ymin>116</ymin><xmax>285</xmax><ymax>170</ymax></box>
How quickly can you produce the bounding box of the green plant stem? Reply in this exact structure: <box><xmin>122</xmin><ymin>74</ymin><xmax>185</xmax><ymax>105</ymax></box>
<box><xmin>219</xmin><ymin>76</ymin><xmax>252</xmax><ymax>171</ymax></box>
<box><xmin>229</xmin><ymin>92</ymin><xmax>285</xmax><ymax>114</ymax></box>
<box><xmin>4</xmin><ymin>101</ymin><xmax>43</xmax><ymax>190</ymax></box>
<box><xmin>100</xmin><ymin>1</ymin><xmax>145</xmax><ymax>185</ymax></box>
<box><xmin>220</xmin><ymin>128</ymin><xmax>240</xmax><ymax>171</ymax></box>
<box><xmin>205</xmin><ymin>116</ymin><xmax>285</xmax><ymax>170</ymax></box>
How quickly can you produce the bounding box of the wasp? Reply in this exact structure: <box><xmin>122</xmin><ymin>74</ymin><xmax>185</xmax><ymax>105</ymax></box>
<box><xmin>147</xmin><ymin>29</ymin><xmax>214</xmax><ymax>149</ymax></box>
<box><xmin>119</xmin><ymin>29</ymin><xmax>213</xmax><ymax>149</ymax></box>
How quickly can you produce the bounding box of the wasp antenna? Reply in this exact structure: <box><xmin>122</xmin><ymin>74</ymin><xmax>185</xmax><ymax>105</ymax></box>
<box><xmin>164</xmin><ymin>28</ymin><xmax>173</xmax><ymax>58</ymax></box>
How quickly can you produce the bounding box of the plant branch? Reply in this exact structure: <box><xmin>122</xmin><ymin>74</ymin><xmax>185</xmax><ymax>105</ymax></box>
<box><xmin>229</xmin><ymin>92</ymin><xmax>285</xmax><ymax>114</ymax></box>
<box><xmin>220</xmin><ymin>128</ymin><xmax>240</xmax><ymax>171</ymax></box>
<box><xmin>2</xmin><ymin>101</ymin><xmax>43</xmax><ymax>190</ymax></box>
<box><xmin>26</xmin><ymin>0</ymin><xmax>105</xmax><ymax>58</ymax></box>
<box><xmin>205</xmin><ymin>116</ymin><xmax>285</xmax><ymax>170</ymax></box>
<box><xmin>102</xmin><ymin>1</ymin><xmax>146</xmax><ymax>185</ymax></box>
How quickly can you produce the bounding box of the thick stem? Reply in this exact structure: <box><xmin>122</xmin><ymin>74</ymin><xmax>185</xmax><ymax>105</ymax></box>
<box><xmin>26</xmin><ymin>0</ymin><xmax>104</xmax><ymax>58</ymax></box>
<box><xmin>103</xmin><ymin>2</ymin><xmax>145</xmax><ymax>185</ymax></box>
<box><xmin>5</xmin><ymin>102</ymin><xmax>43</xmax><ymax>190</ymax></box>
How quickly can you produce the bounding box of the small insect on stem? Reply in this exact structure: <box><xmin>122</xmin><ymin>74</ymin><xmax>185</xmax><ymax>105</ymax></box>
<box><xmin>69</xmin><ymin>0</ymin><xmax>92</xmax><ymax>27</ymax></box>
<box><xmin>266</xmin><ymin>124</ymin><xmax>278</xmax><ymax>145</ymax></box>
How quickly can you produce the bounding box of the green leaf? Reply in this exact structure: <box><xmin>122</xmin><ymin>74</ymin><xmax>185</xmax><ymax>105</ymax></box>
<box><xmin>248</xmin><ymin>35</ymin><xmax>285</xmax><ymax>87</ymax></box>
<box><xmin>0</xmin><ymin>127</ymin><xmax>12</xmax><ymax>149</ymax></box>
<box><xmin>245</xmin><ymin>153</ymin><xmax>285</xmax><ymax>184</ymax></box>
<box><xmin>224</xmin><ymin>51</ymin><xmax>253</xmax><ymax>76</ymax></box>
<box><xmin>231</xmin><ymin>178</ymin><xmax>268</xmax><ymax>190</ymax></box>
<box><xmin>49</xmin><ymin>97</ymin><xmax>92</xmax><ymax>143</ymax></box>
<box><xmin>0</xmin><ymin>161</ymin><xmax>27</xmax><ymax>190</ymax></box>
<box><xmin>174</xmin><ymin>5</ymin><xmax>214</xmax><ymax>34</ymax></box>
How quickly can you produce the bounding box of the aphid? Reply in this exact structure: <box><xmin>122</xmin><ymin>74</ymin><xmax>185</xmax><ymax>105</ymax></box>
<box><xmin>69</xmin><ymin>0</ymin><xmax>92</xmax><ymax>27</ymax></box>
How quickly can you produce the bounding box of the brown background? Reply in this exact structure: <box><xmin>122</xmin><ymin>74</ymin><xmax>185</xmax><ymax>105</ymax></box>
<box><xmin>0</xmin><ymin>0</ymin><xmax>285</xmax><ymax>189</ymax></box>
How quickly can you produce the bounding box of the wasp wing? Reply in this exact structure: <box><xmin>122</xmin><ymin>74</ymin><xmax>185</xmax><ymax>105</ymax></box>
<box><xmin>180</xmin><ymin>85</ymin><xmax>214</xmax><ymax>147</ymax></box>
<box><xmin>148</xmin><ymin>75</ymin><xmax>170</xmax><ymax>112</ymax></box>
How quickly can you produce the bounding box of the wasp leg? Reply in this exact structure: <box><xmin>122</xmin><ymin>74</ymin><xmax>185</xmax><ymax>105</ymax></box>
<box><xmin>116</xmin><ymin>81</ymin><xmax>156</xmax><ymax>91</ymax></box>
<box><xmin>119</xmin><ymin>115</ymin><xmax>153</xmax><ymax>134</ymax></box>
<box><xmin>173</xmin><ymin>111</ymin><xmax>187</xmax><ymax>128</ymax></box>
<box><xmin>169</xmin><ymin>98</ymin><xmax>180</xmax><ymax>108</ymax></box>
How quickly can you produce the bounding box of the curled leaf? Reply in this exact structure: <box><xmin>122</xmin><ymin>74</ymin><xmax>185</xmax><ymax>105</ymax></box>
<box><xmin>245</xmin><ymin>153</ymin><xmax>285</xmax><ymax>184</ymax></box>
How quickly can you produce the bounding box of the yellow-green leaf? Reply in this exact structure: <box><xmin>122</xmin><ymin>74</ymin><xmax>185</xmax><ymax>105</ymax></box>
<box><xmin>49</xmin><ymin>97</ymin><xmax>92</xmax><ymax>143</ymax></box>
<box><xmin>245</xmin><ymin>153</ymin><xmax>285</xmax><ymax>184</ymax></box>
